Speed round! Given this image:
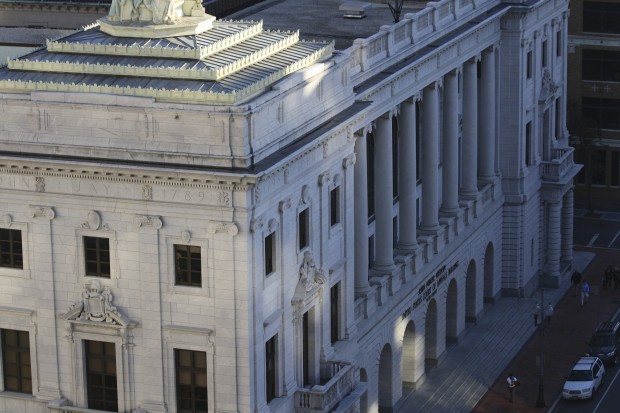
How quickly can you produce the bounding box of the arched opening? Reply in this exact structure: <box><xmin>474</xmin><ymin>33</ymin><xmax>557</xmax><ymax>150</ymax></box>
<box><xmin>446</xmin><ymin>278</ymin><xmax>459</xmax><ymax>345</ymax></box>
<box><xmin>378</xmin><ymin>344</ymin><xmax>393</xmax><ymax>413</ymax></box>
<box><xmin>483</xmin><ymin>242</ymin><xmax>495</xmax><ymax>303</ymax></box>
<box><xmin>402</xmin><ymin>321</ymin><xmax>417</xmax><ymax>389</ymax></box>
<box><xmin>360</xmin><ymin>368</ymin><xmax>368</xmax><ymax>413</ymax></box>
<box><xmin>465</xmin><ymin>260</ymin><xmax>477</xmax><ymax>323</ymax></box>
<box><xmin>424</xmin><ymin>299</ymin><xmax>438</xmax><ymax>372</ymax></box>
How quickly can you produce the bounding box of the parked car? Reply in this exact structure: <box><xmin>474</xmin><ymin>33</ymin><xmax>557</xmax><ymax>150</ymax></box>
<box><xmin>586</xmin><ymin>321</ymin><xmax>620</xmax><ymax>365</ymax></box>
<box><xmin>562</xmin><ymin>357</ymin><xmax>605</xmax><ymax>400</ymax></box>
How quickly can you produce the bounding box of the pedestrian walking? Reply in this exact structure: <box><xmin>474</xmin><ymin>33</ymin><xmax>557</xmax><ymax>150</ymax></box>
<box><xmin>604</xmin><ymin>265</ymin><xmax>613</xmax><ymax>289</ymax></box>
<box><xmin>571</xmin><ymin>270</ymin><xmax>582</xmax><ymax>297</ymax></box>
<box><xmin>506</xmin><ymin>372</ymin><xmax>519</xmax><ymax>403</ymax></box>
<box><xmin>613</xmin><ymin>266</ymin><xmax>620</xmax><ymax>291</ymax></box>
<box><xmin>581</xmin><ymin>280</ymin><xmax>590</xmax><ymax>307</ymax></box>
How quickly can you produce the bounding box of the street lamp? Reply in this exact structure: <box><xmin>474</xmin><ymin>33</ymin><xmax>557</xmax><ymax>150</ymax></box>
<box><xmin>532</xmin><ymin>288</ymin><xmax>554</xmax><ymax>408</ymax></box>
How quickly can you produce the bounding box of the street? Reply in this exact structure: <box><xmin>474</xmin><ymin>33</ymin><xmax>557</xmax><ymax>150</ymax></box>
<box><xmin>574</xmin><ymin>211</ymin><xmax>620</xmax><ymax>249</ymax></box>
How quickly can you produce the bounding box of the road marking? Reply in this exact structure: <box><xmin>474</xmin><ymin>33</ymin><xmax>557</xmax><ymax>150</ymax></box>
<box><xmin>608</xmin><ymin>230</ymin><xmax>620</xmax><ymax>248</ymax></box>
<box><xmin>588</xmin><ymin>233</ymin><xmax>600</xmax><ymax>246</ymax></box>
<box><xmin>593</xmin><ymin>365</ymin><xmax>620</xmax><ymax>412</ymax></box>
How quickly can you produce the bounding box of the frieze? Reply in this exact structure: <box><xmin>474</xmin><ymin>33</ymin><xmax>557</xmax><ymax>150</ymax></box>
<box><xmin>35</xmin><ymin>177</ymin><xmax>45</xmax><ymax>192</ymax></box>
<box><xmin>401</xmin><ymin>261</ymin><xmax>459</xmax><ymax>320</ymax></box>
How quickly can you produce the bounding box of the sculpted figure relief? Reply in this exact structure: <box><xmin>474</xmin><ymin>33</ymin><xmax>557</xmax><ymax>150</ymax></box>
<box><xmin>107</xmin><ymin>0</ymin><xmax>183</xmax><ymax>24</ymax></box>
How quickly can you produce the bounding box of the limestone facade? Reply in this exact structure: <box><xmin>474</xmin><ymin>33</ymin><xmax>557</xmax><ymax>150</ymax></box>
<box><xmin>0</xmin><ymin>0</ymin><xmax>579</xmax><ymax>412</ymax></box>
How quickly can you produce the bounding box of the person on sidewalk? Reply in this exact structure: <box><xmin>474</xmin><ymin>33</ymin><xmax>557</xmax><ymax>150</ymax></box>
<box><xmin>506</xmin><ymin>373</ymin><xmax>519</xmax><ymax>403</ymax></box>
<box><xmin>571</xmin><ymin>270</ymin><xmax>582</xmax><ymax>297</ymax></box>
<box><xmin>581</xmin><ymin>280</ymin><xmax>590</xmax><ymax>307</ymax></box>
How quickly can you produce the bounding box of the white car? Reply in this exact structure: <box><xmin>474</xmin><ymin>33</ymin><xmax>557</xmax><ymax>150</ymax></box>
<box><xmin>562</xmin><ymin>356</ymin><xmax>605</xmax><ymax>400</ymax></box>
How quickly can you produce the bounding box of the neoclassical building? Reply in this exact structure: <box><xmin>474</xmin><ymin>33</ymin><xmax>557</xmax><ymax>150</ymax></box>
<box><xmin>0</xmin><ymin>0</ymin><xmax>579</xmax><ymax>412</ymax></box>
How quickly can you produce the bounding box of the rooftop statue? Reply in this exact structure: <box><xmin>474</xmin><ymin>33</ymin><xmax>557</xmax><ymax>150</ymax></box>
<box><xmin>107</xmin><ymin>0</ymin><xmax>205</xmax><ymax>24</ymax></box>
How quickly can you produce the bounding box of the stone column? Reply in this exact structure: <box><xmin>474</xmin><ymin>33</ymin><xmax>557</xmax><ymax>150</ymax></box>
<box><xmin>354</xmin><ymin>131</ymin><xmax>370</xmax><ymax>293</ymax></box>
<box><xmin>561</xmin><ymin>189</ymin><xmax>574</xmax><ymax>263</ymax></box>
<box><xmin>420</xmin><ymin>84</ymin><xmax>440</xmax><ymax>232</ymax></box>
<box><xmin>398</xmin><ymin>98</ymin><xmax>418</xmax><ymax>250</ymax></box>
<box><xmin>479</xmin><ymin>48</ymin><xmax>496</xmax><ymax>180</ymax></box>
<box><xmin>545</xmin><ymin>201</ymin><xmax>561</xmax><ymax>278</ymax></box>
<box><xmin>461</xmin><ymin>58</ymin><xmax>479</xmax><ymax>198</ymax></box>
<box><xmin>441</xmin><ymin>71</ymin><xmax>460</xmax><ymax>214</ymax></box>
<box><xmin>373</xmin><ymin>113</ymin><xmax>395</xmax><ymax>270</ymax></box>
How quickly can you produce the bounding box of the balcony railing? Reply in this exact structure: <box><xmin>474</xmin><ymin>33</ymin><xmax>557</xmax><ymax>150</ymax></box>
<box><xmin>48</xmin><ymin>404</ymin><xmax>117</xmax><ymax>413</ymax></box>
<box><xmin>540</xmin><ymin>147</ymin><xmax>576</xmax><ymax>182</ymax></box>
<box><xmin>295</xmin><ymin>361</ymin><xmax>356</xmax><ymax>412</ymax></box>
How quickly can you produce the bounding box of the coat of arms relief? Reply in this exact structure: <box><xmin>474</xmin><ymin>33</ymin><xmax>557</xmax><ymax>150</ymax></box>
<box><xmin>64</xmin><ymin>280</ymin><xmax>128</xmax><ymax>326</ymax></box>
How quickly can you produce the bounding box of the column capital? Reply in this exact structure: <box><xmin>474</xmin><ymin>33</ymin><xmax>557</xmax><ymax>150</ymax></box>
<box><xmin>343</xmin><ymin>153</ymin><xmax>356</xmax><ymax>169</ymax></box>
<box><xmin>28</xmin><ymin>205</ymin><xmax>55</xmax><ymax>220</ymax></box>
<box><xmin>424</xmin><ymin>80</ymin><xmax>441</xmax><ymax>92</ymax></box>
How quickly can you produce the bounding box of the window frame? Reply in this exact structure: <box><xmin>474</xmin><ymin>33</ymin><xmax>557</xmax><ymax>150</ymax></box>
<box><xmin>174</xmin><ymin>348</ymin><xmax>208</xmax><ymax>413</ymax></box>
<box><xmin>84</xmin><ymin>339</ymin><xmax>118</xmax><ymax>412</ymax></box>
<box><xmin>265</xmin><ymin>334</ymin><xmax>278</xmax><ymax>404</ymax></box>
<box><xmin>1</xmin><ymin>329</ymin><xmax>32</xmax><ymax>395</ymax></box>
<box><xmin>329</xmin><ymin>186</ymin><xmax>341</xmax><ymax>228</ymax></box>
<box><xmin>0</xmin><ymin>307</ymin><xmax>38</xmax><ymax>398</ymax></box>
<box><xmin>174</xmin><ymin>244</ymin><xmax>203</xmax><ymax>288</ymax></box>
<box><xmin>264</xmin><ymin>231</ymin><xmax>276</xmax><ymax>277</ymax></box>
<box><xmin>76</xmin><ymin>229</ymin><xmax>118</xmax><ymax>281</ymax></box>
<box><xmin>0</xmin><ymin>221</ymin><xmax>31</xmax><ymax>279</ymax></box>
<box><xmin>298</xmin><ymin>208</ymin><xmax>310</xmax><ymax>251</ymax></box>
<box><xmin>83</xmin><ymin>236</ymin><xmax>111</xmax><ymax>278</ymax></box>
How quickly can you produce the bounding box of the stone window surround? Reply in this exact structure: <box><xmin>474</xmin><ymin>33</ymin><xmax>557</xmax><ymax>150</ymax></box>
<box><xmin>165</xmin><ymin>234</ymin><xmax>211</xmax><ymax>296</ymax></box>
<box><xmin>75</xmin><ymin>228</ymin><xmax>119</xmax><ymax>281</ymax></box>
<box><xmin>163</xmin><ymin>325</ymin><xmax>215</xmax><ymax>413</ymax></box>
<box><xmin>0</xmin><ymin>307</ymin><xmax>38</xmax><ymax>398</ymax></box>
<box><xmin>67</xmin><ymin>326</ymin><xmax>131</xmax><ymax>412</ymax></box>
<box><xmin>0</xmin><ymin>219</ymin><xmax>31</xmax><ymax>279</ymax></box>
<box><xmin>328</xmin><ymin>174</ymin><xmax>343</xmax><ymax>239</ymax></box>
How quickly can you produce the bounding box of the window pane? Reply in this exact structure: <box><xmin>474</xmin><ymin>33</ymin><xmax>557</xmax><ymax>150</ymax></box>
<box><xmin>175</xmin><ymin>349</ymin><xmax>208</xmax><ymax>413</ymax></box>
<box><xmin>1</xmin><ymin>329</ymin><xmax>32</xmax><ymax>394</ymax></box>
<box><xmin>174</xmin><ymin>245</ymin><xmax>202</xmax><ymax>287</ymax></box>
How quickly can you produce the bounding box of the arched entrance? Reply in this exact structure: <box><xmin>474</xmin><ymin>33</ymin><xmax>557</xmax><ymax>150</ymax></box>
<box><xmin>465</xmin><ymin>260</ymin><xmax>477</xmax><ymax>323</ymax></box>
<box><xmin>424</xmin><ymin>298</ymin><xmax>438</xmax><ymax>372</ymax></box>
<box><xmin>378</xmin><ymin>344</ymin><xmax>393</xmax><ymax>412</ymax></box>
<box><xmin>402</xmin><ymin>321</ymin><xmax>417</xmax><ymax>389</ymax></box>
<box><xmin>483</xmin><ymin>242</ymin><xmax>495</xmax><ymax>303</ymax></box>
<box><xmin>446</xmin><ymin>278</ymin><xmax>459</xmax><ymax>344</ymax></box>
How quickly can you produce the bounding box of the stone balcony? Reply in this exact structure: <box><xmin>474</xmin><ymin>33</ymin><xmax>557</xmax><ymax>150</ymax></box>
<box><xmin>540</xmin><ymin>147</ymin><xmax>581</xmax><ymax>184</ymax></box>
<box><xmin>295</xmin><ymin>361</ymin><xmax>358</xmax><ymax>413</ymax></box>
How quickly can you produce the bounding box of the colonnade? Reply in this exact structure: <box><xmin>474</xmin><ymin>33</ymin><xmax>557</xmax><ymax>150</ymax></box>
<box><xmin>353</xmin><ymin>48</ymin><xmax>498</xmax><ymax>294</ymax></box>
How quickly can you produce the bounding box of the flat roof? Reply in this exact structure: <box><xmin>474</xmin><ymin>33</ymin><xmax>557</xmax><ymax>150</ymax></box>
<box><xmin>228</xmin><ymin>0</ymin><xmax>429</xmax><ymax>50</ymax></box>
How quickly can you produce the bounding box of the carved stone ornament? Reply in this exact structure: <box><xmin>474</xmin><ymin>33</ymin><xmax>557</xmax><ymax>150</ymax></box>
<box><xmin>279</xmin><ymin>198</ymin><xmax>292</xmax><ymax>213</ymax></box>
<box><xmin>301</xmin><ymin>185</ymin><xmax>311</xmax><ymax>205</ymax></box>
<box><xmin>142</xmin><ymin>185</ymin><xmax>153</xmax><ymax>201</ymax></box>
<box><xmin>133</xmin><ymin>215</ymin><xmax>163</xmax><ymax>230</ymax></box>
<box><xmin>87</xmin><ymin>210</ymin><xmax>101</xmax><ymax>230</ymax></box>
<box><xmin>35</xmin><ymin>177</ymin><xmax>45</xmax><ymax>193</ymax></box>
<box><xmin>292</xmin><ymin>251</ymin><xmax>326</xmax><ymax>307</ymax></box>
<box><xmin>268</xmin><ymin>218</ymin><xmax>278</xmax><ymax>232</ymax></box>
<box><xmin>342</xmin><ymin>153</ymin><xmax>356</xmax><ymax>169</ymax></box>
<box><xmin>207</xmin><ymin>221</ymin><xmax>238</xmax><ymax>236</ymax></box>
<box><xmin>181</xmin><ymin>230</ymin><xmax>191</xmax><ymax>244</ymax></box>
<box><xmin>64</xmin><ymin>280</ymin><xmax>128</xmax><ymax>325</ymax></box>
<box><xmin>250</xmin><ymin>217</ymin><xmax>264</xmax><ymax>233</ymax></box>
<box><xmin>2</xmin><ymin>214</ymin><xmax>11</xmax><ymax>227</ymax></box>
<box><xmin>28</xmin><ymin>206</ymin><xmax>55</xmax><ymax>220</ymax></box>
<box><xmin>540</xmin><ymin>68</ymin><xmax>559</xmax><ymax>103</ymax></box>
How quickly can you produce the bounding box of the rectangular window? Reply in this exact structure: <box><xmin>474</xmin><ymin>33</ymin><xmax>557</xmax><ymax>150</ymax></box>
<box><xmin>583</xmin><ymin>2</ymin><xmax>620</xmax><ymax>34</ymax></box>
<box><xmin>174</xmin><ymin>245</ymin><xmax>202</xmax><ymax>287</ymax></box>
<box><xmin>264</xmin><ymin>232</ymin><xmax>275</xmax><ymax>276</ymax></box>
<box><xmin>0</xmin><ymin>228</ymin><xmax>23</xmax><ymax>269</ymax></box>
<box><xmin>525</xmin><ymin>122</ymin><xmax>533</xmax><ymax>166</ymax></box>
<box><xmin>84</xmin><ymin>236</ymin><xmax>110</xmax><ymax>278</ymax></box>
<box><xmin>368</xmin><ymin>235</ymin><xmax>374</xmax><ymax>267</ymax></box>
<box><xmin>302</xmin><ymin>312</ymin><xmax>309</xmax><ymax>387</ymax></box>
<box><xmin>582</xmin><ymin>97</ymin><xmax>620</xmax><ymax>130</ymax></box>
<box><xmin>175</xmin><ymin>349</ymin><xmax>208</xmax><ymax>413</ymax></box>
<box><xmin>555</xmin><ymin>98</ymin><xmax>562</xmax><ymax>140</ymax></box>
<box><xmin>1</xmin><ymin>329</ymin><xmax>31</xmax><ymax>394</ymax></box>
<box><xmin>592</xmin><ymin>150</ymin><xmax>607</xmax><ymax>185</ymax></box>
<box><xmin>330</xmin><ymin>187</ymin><xmax>340</xmax><ymax>227</ymax></box>
<box><xmin>582</xmin><ymin>49</ymin><xmax>620</xmax><ymax>82</ymax></box>
<box><xmin>526</xmin><ymin>51</ymin><xmax>533</xmax><ymax>79</ymax></box>
<box><xmin>85</xmin><ymin>340</ymin><xmax>118</xmax><ymax>412</ymax></box>
<box><xmin>265</xmin><ymin>335</ymin><xmax>277</xmax><ymax>403</ymax></box>
<box><xmin>542</xmin><ymin>40</ymin><xmax>548</xmax><ymax>68</ymax></box>
<box><xmin>556</xmin><ymin>30</ymin><xmax>562</xmax><ymax>57</ymax></box>
<box><xmin>298</xmin><ymin>208</ymin><xmax>309</xmax><ymax>250</ymax></box>
<box><xmin>330</xmin><ymin>283</ymin><xmax>340</xmax><ymax>345</ymax></box>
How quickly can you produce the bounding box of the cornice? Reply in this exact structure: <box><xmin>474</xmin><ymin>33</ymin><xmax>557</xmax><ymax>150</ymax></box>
<box><xmin>0</xmin><ymin>162</ymin><xmax>254</xmax><ymax>190</ymax></box>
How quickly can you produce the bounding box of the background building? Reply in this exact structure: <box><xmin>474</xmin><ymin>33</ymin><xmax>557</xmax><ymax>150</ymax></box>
<box><xmin>567</xmin><ymin>0</ymin><xmax>620</xmax><ymax>211</ymax></box>
<box><xmin>0</xmin><ymin>0</ymin><xmax>578</xmax><ymax>412</ymax></box>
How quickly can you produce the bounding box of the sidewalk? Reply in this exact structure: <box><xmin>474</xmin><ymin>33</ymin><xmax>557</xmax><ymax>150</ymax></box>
<box><xmin>394</xmin><ymin>248</ymin><xmax>619</xmax><ymax>413</ymax></box>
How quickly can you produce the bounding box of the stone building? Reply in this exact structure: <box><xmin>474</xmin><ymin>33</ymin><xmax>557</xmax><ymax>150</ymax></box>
<box><xmin>0</xmin><ymin>0</ymin><xmax>579</xmax><ymax>412</ymax></box>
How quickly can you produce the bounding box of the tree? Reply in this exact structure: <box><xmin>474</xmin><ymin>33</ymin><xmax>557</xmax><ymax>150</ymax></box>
<box><xmin>386</xmin><ymin>0</ymin><xmax>404</xmax><ymax>23</ymax></box>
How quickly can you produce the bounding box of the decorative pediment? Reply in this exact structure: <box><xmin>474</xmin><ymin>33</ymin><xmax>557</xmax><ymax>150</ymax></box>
<box><xmin>292</xmin><ymin>251</ymin><xmax>326</xmax><ymax>308</ymax></box>
<box><xmin>63</xmin><ymin>280</ymin><xmax>130</xmax><ymax>327</ymax></box>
